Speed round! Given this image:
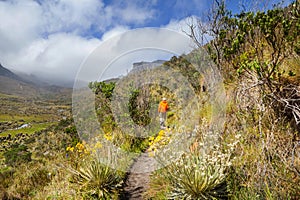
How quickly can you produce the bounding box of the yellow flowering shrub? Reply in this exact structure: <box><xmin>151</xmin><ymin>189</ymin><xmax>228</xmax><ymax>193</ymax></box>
<box><xmin>66</xmin><ymin>142</ymin><xmax>90</xmax><ymax>166</ymax></box>
<box><xmin>104</xmin><ymin>132</ymin><xmax>113</xmax><ymax>141</ymax></box>
<box><xmin>76</xmin><ymin>142</ymin><xmax>85</xmax><ymax>152</ymax></box>
<box><xmin>147</xmin><ymin>129</ymin><xmax>172</xmax><ymax>157</ymax></box>
<box><xmin>66</xmin><ymin>146</ymin><xmax>74</xmax><ymax>152</ymax></box>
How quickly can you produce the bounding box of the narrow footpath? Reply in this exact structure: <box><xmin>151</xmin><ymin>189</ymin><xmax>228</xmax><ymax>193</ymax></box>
<box><xmin>121</xmin><ymin>152</ymin><xmax>158</xmax><ymax>200</ymax></box>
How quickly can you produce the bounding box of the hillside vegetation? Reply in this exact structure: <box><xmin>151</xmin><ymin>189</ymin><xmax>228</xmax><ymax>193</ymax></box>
<box><xmin>147</xmin><ymin>1</ymin><xmax>300</xmax><ymax>199</ymax></box>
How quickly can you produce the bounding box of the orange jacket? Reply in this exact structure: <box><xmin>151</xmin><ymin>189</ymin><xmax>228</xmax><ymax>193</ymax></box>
<box><xmin>158</xmin><ymin>100</ymin><xmax>169</xmax><ymax>113</ymax></box>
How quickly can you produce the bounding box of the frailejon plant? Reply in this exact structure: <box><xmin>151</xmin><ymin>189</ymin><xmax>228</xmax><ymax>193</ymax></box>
<box><xmin>69</xmin><ymin>156</ymin><xmax>123</xmax><ymax>199</ymax></box>
<box><xmin>149</xmin><ymin>120</ymin><xmax>241</xmax><ymax>199</ymax></box>
<box><xmin>164</xmin><ymin>154</ymin><xmax>228</xmax><ymax>199</ymax></box>
<box><xmin>163</xmin><ymin>141</ymin><xmax>237</xmax><ymax>199</ymax></box>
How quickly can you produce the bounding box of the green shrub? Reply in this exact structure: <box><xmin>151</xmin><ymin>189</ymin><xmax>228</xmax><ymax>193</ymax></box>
<box><xmin>64</xmin><ymin>125</ymin><xmax>80</xmax><ymax>146</ymax></box>
<box><xmin>55</xmin><ymin>118</ymin><xmax>74</xmax><ymax>130</ymax></box>
<box><xmin>4</xmin><ymin>144</ymin><xmax>32</xmax><ymax>167</ymax></box>
<box><xmin>88</xmin><ymin>81</ymin><xmax>115</xmax><ymax>99</ymax></box>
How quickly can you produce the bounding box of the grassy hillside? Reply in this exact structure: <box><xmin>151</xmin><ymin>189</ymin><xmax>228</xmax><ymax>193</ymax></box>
<box><xmin>146</xmin><ymin>1</ymin><xmax>300</xmax><ymax>199</ymax></box>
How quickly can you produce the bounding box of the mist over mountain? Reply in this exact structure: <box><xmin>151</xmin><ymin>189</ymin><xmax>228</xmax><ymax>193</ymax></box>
<box><xmin>0</xmin><ymin>63</ymin><xmax>72</xmax><ymax>98</ymax></box>
<box><xmin>0</xmin><ymin>60</ymin><xmax>167</xmax><ymax>93</ymax></box>
<box><xmin>0</xmin><ymin>63</ymin><xmax>22</xmax><ymax>81</ymax></box>
<box><xmin>31</xmin><ymin>72</ymin><xmax>75</xmax><ymax>88</ymax></box>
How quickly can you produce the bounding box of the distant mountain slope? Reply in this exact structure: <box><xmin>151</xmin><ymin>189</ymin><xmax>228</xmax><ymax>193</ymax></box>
<box><xmin>0</xmin><ymin>63</ymin><xmax>21</xmax><ymax>81</ymax></box>
<box><xmin>0</xmin><ymin>75</ymin><xmax>39</xmax><ymax>97</ymax></box>
<box><xmin>0</xmin><ymin>63</ymin><xmax>71</xmax><ymax>101</ymax></box>
<box><xmin>14</xmin><ymin>71</ymin><xmax>49</xmax><ymax>87</ymax></box>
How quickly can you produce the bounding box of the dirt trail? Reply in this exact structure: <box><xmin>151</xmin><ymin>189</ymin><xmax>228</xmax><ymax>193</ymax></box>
<box><xmin>121</xmin><ymin>152</ymin><xmax>158</xmax><ymax>200</ymax></box>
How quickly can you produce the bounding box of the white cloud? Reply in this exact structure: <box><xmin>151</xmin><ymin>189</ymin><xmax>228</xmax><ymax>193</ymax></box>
<box><xmin>9</xmin><ymin>33</ymin><xmax>101</xmax><ymax>82</ymax></box>
<box><xmin>0</xmin><ymin>0</ymin><xmax>194</xmax><ymax>86</ymax></box>
<box><xmin>0</xmin><ymin>0</ymin><xmax>42</xmax><ymax>52</ymax></box>
<box><xmin>115</xmin><ymin>5</ymin><xmax>155</xmax><ymax>24</ymax></box>
<box><xmin>0</xmin><ymin>0</ymin><xmax>155</xmax><ymax>84</ymax></box>
<box><xmin>41</xmin><ymin>0</ymin><xmax>105</xmax><ymax>34</ymax></box>
<box><xmin>101</xmin><ymin>26</ymin><xmax>129</xmax><ymax>41</ymax></box>
<box><xmin>74</xmin><ymin>28</ymin><xmax>193</xmax><ymax>84</ymax></box>
<box><xmin>164</xmin><ymin>17</ymin><xmax>195</xmax><ymax>33</ymax></box>
<box><xmin>105</xmin><ymin>1</ymin><xmax>156</xmax><ymax>26</ymax></box>
<box><xmin>0</xmin><ymin>0</ymin><xmax>103</xmax><ymax>83</ymax></box>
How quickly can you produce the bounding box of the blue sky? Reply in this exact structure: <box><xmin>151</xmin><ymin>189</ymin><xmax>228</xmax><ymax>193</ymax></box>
<box><xmin>0</xmin><ymin>0</ymin><xmax>293</xmax><ymax>85</ymax></box>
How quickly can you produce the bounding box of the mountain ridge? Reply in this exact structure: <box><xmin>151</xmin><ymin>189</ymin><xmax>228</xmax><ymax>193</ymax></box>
<box><xmin>0</xmin><ymin>63</ymin><xmax>22</xmax><ymax>81</ymax></box>
<box><xmin>0</xmin><ymin>63</ymin><xmax>71</xmax><ymax>100</ymax></box>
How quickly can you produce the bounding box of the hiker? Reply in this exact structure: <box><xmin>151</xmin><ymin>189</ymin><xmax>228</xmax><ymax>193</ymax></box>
<box><xmin>158</xmin><ymin>97</ymin><xmax>169</xmax><ymax>129</ymax></box>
